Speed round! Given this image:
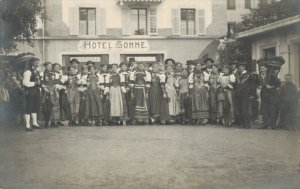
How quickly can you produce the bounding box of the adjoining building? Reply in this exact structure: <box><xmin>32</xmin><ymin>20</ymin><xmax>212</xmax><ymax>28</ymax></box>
<box><xmin>238</xmin><ymin>15</ymin><xmax>300</xmax><ymax>86</ymax></box>
<box><xmin>6</xmin><ymin>0</ymin><xmax>227</xmax><ymax>68</ymax></box>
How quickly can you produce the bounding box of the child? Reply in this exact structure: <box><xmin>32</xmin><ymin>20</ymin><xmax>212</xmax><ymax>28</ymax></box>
<box><xmin>218</xmin><ymin>65</ymin><xmax>235</xmax><ymax>126</ymax></box>
<box><xmin>148</xmin><ymin>62</ymin><xmax>169</xmax><ymax>124</ymax></box>
<box><xmin>178</xmin><ymin>69</ymin><xmax>190</xmax><ymax>124</ymax></box>
<box><xmin>190</xmin><ymin>71</ymin><xmax>210</xmax><ymax>125</ymax></box>
<box><xmin>107</xmin><ymin>64</ymin><xmax>128</xmax><ymax>125</ymax></box>
<box><xmin>165</xmin><ymin>64</ymin><xmax>180</xmax><ymax>123</ymax></box>
<box><xmin>66</xmin><ymin>66</ymin><xmax>80</xmax><ymax>126</ymax></box>
<box><xmin>46</xmin><ymin>72</ymin><xmax>61</xmax><ymax>127</ymax></box>
<box><xmin>278</xmin><ymin>74</ymin><xmax>299</xmax><ymax>130</ymax></box>
<box><xmin>100</xmin><ymin>64</ymin><xmax>110</xmax><ymax>125</ymax></box>
<box><xmin>209</xmin><ymin>63</ymin><xmax>220</xmax><ymax>124</ymax></box>
<box><xmin>86</xmin><ymin>66</ymin><xmax>105</xmax><ymax>126</ymax></box>
<box><xmin>130</xmin><ymin>63</ymin><xmax>151</xmax><ymax>124</ymax></box>
<box><xmin>41</xmin><ymin>72</ymin><xmax>52</xmax><ymax>128</ymax></box>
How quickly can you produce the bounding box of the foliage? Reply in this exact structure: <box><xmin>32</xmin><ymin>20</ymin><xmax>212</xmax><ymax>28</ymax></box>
<box><xmin>0</xmin><ymin>0</ymin><xmax>43</xmax><ymax>54</ymax></box>
<box><xmin>218</xmin><ymin>38</ymin><xmax>252</xmax><ymax>64</ymax></box>
<box><xmin>238</xmin><ymin>0</ymin><xmax>300</xmax><ymax>32</ymax></box>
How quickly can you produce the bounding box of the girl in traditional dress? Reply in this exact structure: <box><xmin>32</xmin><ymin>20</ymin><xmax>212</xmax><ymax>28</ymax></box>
<box><xmin>100</xmin><ymin>64</ymin><xmax>110</xmax><ymax>125</ymax></box>
<box><xmin>178</xmin><ymin>68</ymin><xmax>191</xmax><ymax>124</ymax></box>
<box><xmin>66</xmin><ymin>66</ymin><xmax>80</xmax><ymax>126</ymax></box>
<box><xmin>86</xmin><ymin>66</ymin><xmax>105</xmax><ymax>126</ymax></box>
<box><xmin>148</xmin><ymin>62</ymin><xmax>169</xmax><ymax>124</ymax></box>
<box><xmin>209</xmin><ymin>64</ymin><xmax>220</xmax><ymax>123</ymax></box>
<box><xmin>218</xmin><ymin>65</ymin><xmax>235</xmax><ymax>126</ymax></box>
<box><xmin>130</xmin><ymin>63</ymin><xmax>151</xmax><ymax>124</ymax></box>
<box><xmin>119</xmin><ymin>62</ymin><xmax>132</xmax><ymax>124</ymax></box>
<box><xmin>190</xmin><ymin>71</ymin><xmax>210</xmax><ymax>125</ymax></box>
<box><xmin>78</xmin><ymin>65</ymin><xmax>89</xmax><ymax>125</ymax></box>
<box><xmin>106</xmin><ymin>64</ymin><xmax>128</xmax><ymax>125</ymax></box>
<box><xmin>165</xmin><ymin>64</ymin><xmax>180</xmax><ymax>123</ymax></box>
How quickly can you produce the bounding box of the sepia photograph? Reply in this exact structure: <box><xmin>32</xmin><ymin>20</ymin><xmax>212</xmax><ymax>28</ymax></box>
<box><xmin>0</xmin><ymin>0</ymin><xmax>300</xmax><ymax>188</ymax></box>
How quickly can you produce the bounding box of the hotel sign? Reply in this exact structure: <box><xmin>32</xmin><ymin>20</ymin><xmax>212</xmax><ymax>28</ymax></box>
<box><xmin>78</xmin><ymin>40</ymin><xmax>150</xmax><ymax>52</ymax></box>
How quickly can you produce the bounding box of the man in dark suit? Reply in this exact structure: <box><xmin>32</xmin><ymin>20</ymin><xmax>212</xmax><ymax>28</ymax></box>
<box><xmin>235</xmin><ymin>62</ymin><xmax>252</xmax><ymax>129</ymax></box>
<box><xmin>258</xmin><ymin>63</ymin><xmax>281</xmax><ymax>129</ymax></box>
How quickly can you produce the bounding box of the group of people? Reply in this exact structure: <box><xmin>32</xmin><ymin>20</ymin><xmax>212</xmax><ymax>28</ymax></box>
<box><xmin>0</xmin><ymin>55</ymin><xmax>298</xmax><ymax>131</ymax></box>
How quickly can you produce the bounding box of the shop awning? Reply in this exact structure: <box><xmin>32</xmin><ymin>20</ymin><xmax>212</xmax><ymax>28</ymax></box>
<box><xmin>119</xmin><ymin>0</ymin><xmax>163</xmax><ymax>5</ymax></box>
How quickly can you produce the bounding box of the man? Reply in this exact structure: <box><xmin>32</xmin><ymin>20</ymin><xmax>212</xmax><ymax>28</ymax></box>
<box><xmin>22</xmin><ymin>57</ymin><xmax>41</xmax><ymax>131</ymax></box>
<box><xmin>258</xmin><ymin>63</ymin><xmax>281</xmax><ymax>129</ymax></box>
<box><xmin>235</xmin><ymin>62</ymin><xmax>251</xmax><ymax>129</ymax></box>
<box><xmin>203</xmin><ymin>58</ymin><xmax>214</xmax><ymax>74</ymax></box>
<box><xmin>69</xmin><ymin>59</ymin><xmax>80</xmax><ymax>74</ymax></box>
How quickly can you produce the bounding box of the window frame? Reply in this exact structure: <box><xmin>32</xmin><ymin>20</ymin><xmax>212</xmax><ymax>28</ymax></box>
<box><xmin>131</xmin><ymin>8</ymin><xmax>148</xmax><ymax>35</ymax></box>
<box><xmin>180</xmin><ymin>8</ymin><xmax>196</xmax><ymax>36</ymax></box>
<box><xmin>79</xmin><ymin>7</ymin><xmax>96</xmax><ymax>36</ymax></box>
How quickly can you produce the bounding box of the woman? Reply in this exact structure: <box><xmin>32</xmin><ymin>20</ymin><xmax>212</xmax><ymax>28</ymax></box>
<box><xmin>86</xmin><ymin>66</ymin><xmax>105</xmax><ymax>126</ymax></box>
<box><xmin>165</xmin><ymin>64</ymin><xmax>180</xmax><ymax>123</ymax></box>
<box><xmin>148</xmin><ymin>62</ymin><xmax>169</xmax><ymax>124</ymax></box>
<box><xmin>22</xmin><ymin>57</ymin><xmax>41</xmax><ymax>131</ymax></box>
<box><xmin>130</xmin><ymin>63</ymin><xmax>151</xmax><ymax>124</ymax></box>
<box><xmin>107</xmin><ymin>64</ymin><xmax>128</xmax><ymax>125</ymax></box>
<box><xmin>209</xmin><ymin>63</ymin><xmax>220</xmax><ymax>123</ymax></box>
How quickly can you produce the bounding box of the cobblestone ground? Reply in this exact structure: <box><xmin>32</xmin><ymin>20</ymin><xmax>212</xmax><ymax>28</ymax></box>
<box><xmin>0</xmin><ymin>124</ymin><xmax>299</xmax><ymax>189</ymax></box>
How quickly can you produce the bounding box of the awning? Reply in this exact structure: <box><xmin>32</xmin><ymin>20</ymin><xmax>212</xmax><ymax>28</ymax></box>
<box><xmin>238</xmin><ymin>15</ymin><xmax>300</xmax><ymax>39</ymax></box>
<box><xmin>119</xmin><ymin>0</ymin><xmax>163</xmax><ymax>5</ymax></box>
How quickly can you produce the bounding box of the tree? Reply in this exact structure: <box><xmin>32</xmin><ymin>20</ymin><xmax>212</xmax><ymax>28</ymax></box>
<box><xmin>0</xmin><ymin>0</ymin><xmax>43</xmax><ymax>54</ymax></box>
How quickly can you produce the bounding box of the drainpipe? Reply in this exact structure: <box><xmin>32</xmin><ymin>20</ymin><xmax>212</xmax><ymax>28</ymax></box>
<box><xmin>42</xmin><ymin>0</ymin><xmax>45</xmax><ymax>64</ymax></box>
<box><xmin>288</xmin><ymin>44</ymin><xmax>291</xmax><ymax>74</ymax></box>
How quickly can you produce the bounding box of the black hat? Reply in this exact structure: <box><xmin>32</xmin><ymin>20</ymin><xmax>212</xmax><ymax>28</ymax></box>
<box><xmin>43</xmin><ymin>61</ymin><xmax>52</xmax><ymax>67</ymax></box>
<box><xmin>69</xmin><ymin>58</ymin><xmax>80</xmax><ymax>64</ymax></box>
<box><xmin>186</xmin><ymin>60</ymin><xmax>195</xmax><ymax>66</ymax></box>
<box><xmin>86</xmin><ymin>60</ymin><xmax>95</xmax><ymax>66</ymax></box>
<box><xmin>165</xmin><ymin>58</ymin><xmax>175</xmax><ymax>65</ymax></box>
<box><xmin>204</xmin><ymin>58</ymin><xmax>214</xmax><ymax>63</ymax></box>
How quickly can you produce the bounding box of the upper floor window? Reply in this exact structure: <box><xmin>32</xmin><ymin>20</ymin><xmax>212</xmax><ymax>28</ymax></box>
<box><xmin>131</xmin><ymin>8</ymin><xmax>147</xmax><ymax>35</ymax></box>
<box><xmin>79</xmin><ymin>8</ymin><xmax>96</xmax><ymax>35</ymax></box>
<box><xmin>263</xmin><ymin>47</ymin><xmax>276</xmax><ymax>58</ymax></box>
<box><xmin>181</xmin><ymin>9</ymin><xmax>196</xmax><ymax>35</ymax></box>
<box><xmin>227</xmin><ymin>0</ymin><xmax>236</xmax><ymax>9</ymax></box>
<box><xmin>245</xmin><ymin>0</ymin><xmax>251</xmax><ymax>9</ymax></box>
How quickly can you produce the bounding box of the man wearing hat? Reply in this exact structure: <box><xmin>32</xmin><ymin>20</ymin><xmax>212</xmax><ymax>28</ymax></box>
<box><xmin>235</xmin><ymin>62</ymin><xmax>251</xmax><ymax>129</ymax></box>
<box><xmin>203</xmin><ymin>58</ymin><xmax>214</xmax><ymax>74</ymax></box>
<box><xmin>186</xmin><ymin>60</ymin><xmax>195</xmax><ymax>74</ymax></box>
<box><xmin>22</xmin><ymin>57</ymin><xmax>41</xmax><ymax>131</ymax></box>
<box><xmin>257</xmin><ymin>63</ymin><xmax>281</xmax><ymax>129</ymax></box>
<box><xmin>69</xmin><ymin>59</ymin><xmax>80</xmax><ymax>74</ymax></box>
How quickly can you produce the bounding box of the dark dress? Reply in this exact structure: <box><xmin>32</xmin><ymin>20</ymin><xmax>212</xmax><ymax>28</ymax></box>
<box><xmin>86</xmin><ymin>74</ymin><xmax>104</xmax><ymax>120</ymax></box>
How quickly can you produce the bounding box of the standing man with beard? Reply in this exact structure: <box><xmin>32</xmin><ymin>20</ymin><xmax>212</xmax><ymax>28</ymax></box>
<box><xmin>22</xmin><ymin>57</ymin><xmax>41</xmax><ymax>131</ymax></box>
<box><xmin>257</xmin><ymin>63</ymin><xmax>281</xmax><ymax>129</ymax></box>
<box><xmin>235</xmin><ymin>62</ymin><xmax>251</xmax><ymax>129</ymax></box>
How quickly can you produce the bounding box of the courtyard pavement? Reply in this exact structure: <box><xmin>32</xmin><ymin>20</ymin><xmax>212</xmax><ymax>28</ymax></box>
<box><xmin>0</xmin><ymin>124</ymin><xmax>299</xmax><ymax>189</ymax></box>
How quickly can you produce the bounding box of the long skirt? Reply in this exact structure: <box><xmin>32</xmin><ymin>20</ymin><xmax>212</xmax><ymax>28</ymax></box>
<box><xmin>67</xmin><ymin>88</ymin><xmax>80</xmax><ymax>120</ymax></box>
<box><xmin>209</xmin><ymin>86</ymin><xmax>218</xmax><ymax>121</ymax></box>
<box><xmin>133</xmin><ymin>86</ymin><xmax>149</xmax><ymax>120</ymax></box>
<box><xmin>109</xmin><ymin>86</ymin><xmax>124</xmax><ymax>117</ymax></box>
<box><xmin>59</xmin><ymin>90</ymin><xmax>72</xmax><ymax>121</ymax></box>
<box><xmin>217</xmin><ymin>88</ymin><xmax>234</xmax><ymax>120</ymax></box>
<box><xmin>86</xmin><ymin>88</ymin><xmax>104</xmax><ymax>119</ymax></box>
<box><xmin>165</xmin><ymin>85</ymin><xmax>180</xmax><ymax>116</ymax></box>
<box><xmin>191</xmin><ymin>86</ymin><xmax>210</xmax><ymax>119</ymax></box>
<box><xmin>50</xmin><ymin>88</ymin><xmax>60</xmax><ymax>120</ymax></box>
<box><xmin>78</xmin><ymin>90</ymin><xmax>88</xmax><ymax>122</ymax></box>
<box><xmin>25</xmin><ymin>87</ymin><xmax>40</xmax><ymax>114</ymax></box>
<box><xmin>180</xmin><ymin>92</ymin><xmax>191</xmax><ymax>120</ymax></box>
<box><xmin>149</xmin><ymin>84</ymin><xmax>169</xmax><ymax>121</ymax></box>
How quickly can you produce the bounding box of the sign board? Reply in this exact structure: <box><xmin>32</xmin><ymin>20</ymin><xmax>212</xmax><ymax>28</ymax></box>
<box><xmin>78</xmin><ymin>40</ymin><xmax>150</xmax><ymax>52</ymax></box>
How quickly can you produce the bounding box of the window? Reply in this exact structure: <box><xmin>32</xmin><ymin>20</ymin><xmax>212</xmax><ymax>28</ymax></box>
<box><xmin>62</xmin><ymin>55</ymin><xmax>109</xmax><ymax>69</ymax></box>
<box><xmin>79</xmin><ymin>8</ymin><xmax>96</xmax><ymax>35</ymax></box>
<box><xmin>131</xmin><ymin>8</ymin><xmax>147</xmax><ymax>35</ymax></box>
<box><xmin>245</xmin><ymin>0</ymin><xmax>251</xmax><ymax>8</ymax></box>
<box><xmin>227</xmin><ymin>0</ymin><xmax>236</xmax><ymax>9</ymax></box>
<box><xmin>263</xmin><ymin>47</ymin><xmax>276</xmax><ymax>58</ymax></box>
<box><xmin>181</xmin><ymin>9</ymin><xmax>196</xmax><ymax>35</ymax></box>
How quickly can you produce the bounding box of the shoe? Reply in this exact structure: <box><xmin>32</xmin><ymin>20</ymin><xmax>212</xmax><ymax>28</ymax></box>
<box><xmin>25</xmin><ymin>127</ymin><xmax>33</xmax><ymax>131</ymax></box>
<box><xmin>32</xmin><ymin>125</ymin><xmax>41</xmax><ymax>129</ymax></box>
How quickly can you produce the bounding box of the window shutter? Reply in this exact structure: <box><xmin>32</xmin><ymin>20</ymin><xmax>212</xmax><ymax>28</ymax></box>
<box><xmin>149</xmin><ymin>9</ymin><xmax>157</xmax><ymax>35</ymax></box>
<box><xmin>171</xmin><ymin>9</ymin><xmax>180</xmax><ymax>35</ymax></box>
<box><xmin>197</xmin><ymin>9</ymin><xmax>206</xmax><ymax>35</ymax></box>
<box><xmin>69</xmin><ymin>7</ymin><xmax>79</xmax><ymax>35</ymax></box>
<box><xmin>122</xmin><ymin>8</ymin><xmax>131</xmax><ymax>35</ymax></box>
<box><xmin>97</xmin><ymin>8</ymin><xmax>106</xmax><ymax>35</ymax></box>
